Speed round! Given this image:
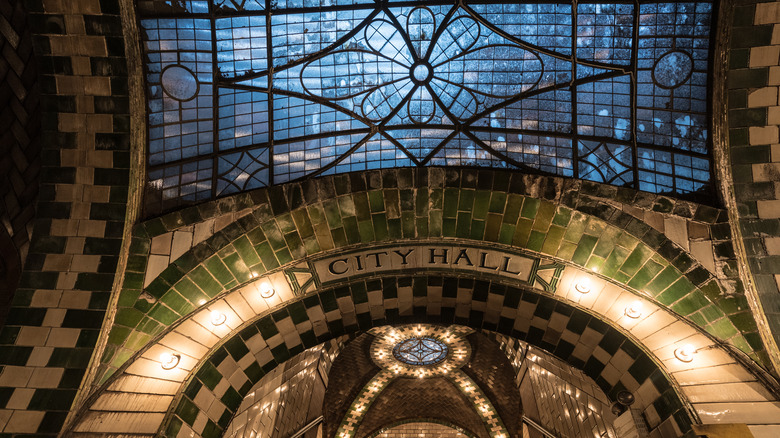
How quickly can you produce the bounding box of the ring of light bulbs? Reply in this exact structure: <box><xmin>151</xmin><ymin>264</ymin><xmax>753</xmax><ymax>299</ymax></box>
<box><xmin>369</xmin><ymin>324</ymin><xmax>473</xmax><ymax>378</ymax></box>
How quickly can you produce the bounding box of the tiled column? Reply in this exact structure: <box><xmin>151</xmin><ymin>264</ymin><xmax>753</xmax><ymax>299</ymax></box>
<box><xmin>0</xmin><ymin>0</ymin><xmax>41</xmax><ymax>325</ymax></box>
<box><xmin>0</xmin><ymin>0</ymin><xmax>131</xmax><ymax>434</ymax></box>
<box><xmin>725</xmin><ymin>0</ymin><xmax>780</xmax><ymax>373</ymax></box>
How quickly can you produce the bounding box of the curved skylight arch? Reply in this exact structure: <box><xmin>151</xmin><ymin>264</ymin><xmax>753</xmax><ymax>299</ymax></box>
<box><xmin>139</xmin><ymin>0</ymin><xmax>715</xmax><ymax>214</ymax></box>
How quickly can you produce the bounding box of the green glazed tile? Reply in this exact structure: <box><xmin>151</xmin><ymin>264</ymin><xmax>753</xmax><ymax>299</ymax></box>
<box><xmin>620</xmin><ymin>245</ymin><xmax>652</xmax><ymax>277</ymax></box>
<box><xmin>513</xmin><ymin>218</ymin><xmax>533</xmax><ymax>247</ymax></box>
<box><xmin>571</xmin><ymin>234</ymin><xmax>598</xmax><ymax>266</ymax></box>
<box><xmin>532</xmin><ymin>202</ymin><xmax>555</xmax><ymax>231</ymax></box>
<box><xmin>527</xmin><ymin>230</ymin><xmax>545</xmax><ymax>252</ymax></box>
<box><xmin>233</xmin><ymin>236</ymin><xmax>261</xmax><ymax>268</ymax></box>
<box><xmin>456</xmin><ymin>212</ymin><xmax>472</xmax><ymax>238</ymax></box>
<box><xmin>358</xmin><ymin>220</ymin><xmax>376</xmax><ymax>242</ymax></box>
<box><xmin>458</xmin><ymin>189</ymin><xmax>475</xmax><ymax>212</ymax></box>
<box><xmin>541</xmin><ymin>226</ymin><xmax>565</xmax><ymax>255</ymax></box>
<box><xmin>372</xmin><ymin>213</ymin><xmax>389</xmax><ymax>240</ymax></box>
<box><xmin>503</xmin><ymin>194</ymin><xmax>523</xmax><ymax>224</ymax></box>
<box><xmin>498</xmin><ymin>224</ymin><xmax>515</xmax><ymax>245</ymax></box>
<box><xmin>368</xmin><ymin>190</ymin><xmax>385</xmax><ymax>213</ymax></box>
<box><xmin>521</xmin><ymin>197</ymin><xmax>539</xmax><ymax>219</ymax></box>
<box><xmin>488</xmin><ymin>192</ymin><xmax>507</xmax><ymax>214</ymax></box>
<box><xmin>291</xmin><ymin>209</ymin><xmax>314</xmax><ymax>238</ymax></box>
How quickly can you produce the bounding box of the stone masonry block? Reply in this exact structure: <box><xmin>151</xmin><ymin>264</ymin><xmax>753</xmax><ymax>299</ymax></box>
<box><xmin>757</xmin><ymin>2</ymin><xmax>780</xmax><ymax>25</ymax></box>
<box><xmin>751</xmin><ymin>46</ymin><xmax>780</xmax><ymax>67</ymax></box>
<box><xmin>766</xmin><ymin>237</ymin><xmax>780</xmax><ymax>255</ymax></box>
<box><xmin>769</xmin><ymin>107</ymin><xmax>780</xmax><ymax>124</ymax></box>
<box><xmin>750</xmin><ymin>126</ymin><xmax>779</xmax><ymax>145</ymax></box>
<box><xmin>771</xmin><ymin>66</ymin><xmax>780</xmax><ymax>86</ymax></box>
<box><xmin>749</xmin><ymin>87</ymin><xmax>778</xmax><ymax>107</ymax></box>
<box><xmin>752</xmin><ymin>162</ymin><xmax>780</xmax><ymax>181</ymax></box>
<box><xmin>757</xmin><ymin>199</ymin><xmax>780</xmax><ymax>218</ymax></box>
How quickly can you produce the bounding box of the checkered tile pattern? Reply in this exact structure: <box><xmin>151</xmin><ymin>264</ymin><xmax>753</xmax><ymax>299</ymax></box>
<box><xmin>723</xmin><ymin>0</ymin><xmax>780</xmax><ymax>374</ymax></box>
<box><xmin>151</xmin><ymin>275</ymin><xmax>689</xmax><ymax>437</ymax></box>
<box><xmin>101</xmin><ymin>168</ymin><xmax>759</xmax><ymax>394</ymax></box>
<box><xmin>0</xmin><ymin>0</ymin><xmax>132</xmax><ymax>434</ymax></box>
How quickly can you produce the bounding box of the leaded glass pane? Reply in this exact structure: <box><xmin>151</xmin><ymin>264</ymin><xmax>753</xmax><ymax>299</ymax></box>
<box><xmin>140</xmin><ymin>0</ymin><xmax>716</xmax><ymax>214</ymax></box>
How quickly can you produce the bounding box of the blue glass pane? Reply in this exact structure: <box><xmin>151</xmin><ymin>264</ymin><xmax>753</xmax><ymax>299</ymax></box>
<box><xmin>140</xmin><ymin>1</ymin><xmax>716</xmax><ymax>210</ymax></box>
<box><xmin>216</xmin><ymin>17</ymin><xmax>268</xmax><ymax>78</ymax></box>
<box><xmin>473</xmin><ymin>89</ymin><xmax>572</xmax><ymax>133</ymax></box>
<box><xmin>273</xmin><ymin>95</ymin><xmax>368</xmax><ymax>140</ymax></box>
<box><xmin>138</xmin><ymin>0</ymin><xmax>209</xmax><ymax>14</ymax></box>
<box><xmin>428</xmin><ymin>133</ymin><xmax>504</xmax><ymax>167</ymax></box>
<box><xmin>637</xmin><ymin>2</ymin><xmax>711</xmax><ymax>153</ymax></box>
<box><xmin>470</xmin><ymin>3</ymin><xmax>572</xmax><ymax>55</ymax></box>
<box><xmin>142</xmin><ymin>18</ymin><xmax>214</xmax><ymax>166</ymax></box>
<box><xmin>147</xmin><ymin>159</ymin><xmax>213</xmax><ymax>211</ymax></box>
<box><xmin>577</xmin><ymin>75</ymin><xmax>632</xmax><ymax>140</ymax></box>
<box><xmin>385</xmin><ymin>129</ymin><xmax>452</xmax><ymax>161</ymax></box>
<box><xmin>473</xmin><ymin>131</ymin><xmax>573</xmax><ymax>176</ymax></box>
<box><xmin>271</xmin><ymin>10</ymin><xmax>372</xmax><ymax>68</ymax></box>
<box><xmin>637</xmin><ymin>147</ymin><xmax>709</xmax><ymax>194</ymax></box>
<box><xmin>328</xmin><ymin>134</ymin><xmax>414</xmax><ymax>174</ymax></box>
<box><xmin>217</xmin><ymin>147</ymin><xmax>270</xmax><ymax>195</ymax></box>
<box><xmin>215</xmin><ymin>0</ymin><xmax>264</xmax><ymax>11</ymax></box>
<box><xmin>274</xmin><ymin>133</ymin><xmax>367</xmax><ymax>183</ymax></box>
<box><xmin>393</xmin><ymin>337</ymin><xmax>449</xmax><ymax>366</ymax></box>
<box><xmin>578</xmin><ymin>141</ymin><xmax>633</xmax><ymax>186</ymax></box>
<box><xmin>272</xmin><ymin>0</ymin><xmax>374</xmax><ymax>9</ymax></box>
<box><xmin>576</xmin><ymin>4</ymin><xmax>634</xmax><ymax>65</ymax></box>
<box><xmin>218</xmin><ymin>88</ymin><xmax>269</xmax><ymax>151</ymax></box>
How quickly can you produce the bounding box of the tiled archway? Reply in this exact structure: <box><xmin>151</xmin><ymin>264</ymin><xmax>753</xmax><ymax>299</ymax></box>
<box><xmin>98</xmin><ymin>168</ymin><xmax>763</xmax><ymax>392</ymax></box>
<box><xmin>69</xmin><ymin>268</ymin><xmax>780</xmax><ymax>438</ymax></box>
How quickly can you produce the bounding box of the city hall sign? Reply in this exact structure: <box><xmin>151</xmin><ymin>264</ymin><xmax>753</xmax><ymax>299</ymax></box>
<box><xmin>303</xmin><ymin>244</ymin><xmax>565</xmax><ymax>293</ymax></box>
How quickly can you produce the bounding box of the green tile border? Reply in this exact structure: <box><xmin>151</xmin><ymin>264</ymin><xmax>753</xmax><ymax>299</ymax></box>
<box><xmin>98</xmin><ymin>169</ymin><xmax>763</xmax><ymax>384</ymax></box>
<box><xmin>155</xmin><ymin>275</ymin><xmax>695</xmax><ymax>438</ymax></box>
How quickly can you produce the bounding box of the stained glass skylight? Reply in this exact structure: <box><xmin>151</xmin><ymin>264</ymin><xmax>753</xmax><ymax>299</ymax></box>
<box><xmin>393</xmin><ymin>337</ymin><xmax>449</xmax><ymax>366</ymax></box>
<box><xmin>139</xmin><ymin>0</ymin><xmax>716</xmax><ymax>214</ymax></box>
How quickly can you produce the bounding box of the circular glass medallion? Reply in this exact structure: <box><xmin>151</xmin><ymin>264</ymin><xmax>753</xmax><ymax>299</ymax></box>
<box><xmin>161</xmin><ymin>65</ymin><xmax>199</xmax><ymax>101</ymax></box>
<box><xmin>652</xmin><ymin>51</ymin><xmax>693</xmax><ymax>89</ymax></box>
<box><xmin>411</xmin><ymin>63</ymin><xmax>432</xmax><ymax>84</ymax></box>
<box><xmin>393</xmin><ymin>336</ymin><xmax>448</xmax><ymax>366</ymax></box>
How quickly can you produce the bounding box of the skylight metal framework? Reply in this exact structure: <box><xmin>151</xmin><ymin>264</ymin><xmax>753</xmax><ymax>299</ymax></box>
<box><xmin>393</xmin><ymin>336</ymin><xmax>449</xmax><ymax>365</ymax></box>
<box><xmin>139</xmin><ymin>0</ymin><xmax>716</xmax><ymax>214</ymax></box>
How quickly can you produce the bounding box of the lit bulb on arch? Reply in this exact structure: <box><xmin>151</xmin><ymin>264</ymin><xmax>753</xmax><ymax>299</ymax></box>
<box><xmin>575</xmin><ymin>278</ymin><xmax>591</xmax><ymax>294</ymax></box>
<box><xmin>674</xmin><ymin>344</ymin><xmax>696</xmax><ymax>363</ymax></box>
<box><xmin>625</xmin><ymin>301</ymin><xmax>643</xmax><ymax>319</ymax></box>
<box><xmin>160</xmin><ymin>352</ymin><xmax>180</xmax><ymax>370</ymax></box>
<box><xmin>259</xmin><ymin>282</ymin><xmax>275</xmax><ymax>298</ymax></box>
<box><xmin>210</xmin><ymin>310</ymin><xmax>226</xmax><ymax>326</ymax></box>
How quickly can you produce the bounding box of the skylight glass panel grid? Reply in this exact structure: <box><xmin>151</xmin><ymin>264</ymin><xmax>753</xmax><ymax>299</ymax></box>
<box><xmin>475</xmin><ymin>89</ymin><xmax>573</xmax><ymax>133</ymax></box>
<box><xmin>217</xmin><ymin>147</ymin><xmax>270</xmax><ymax>195</ymax></box>
<box><xmin>329</xmin><ymin>135</ymin><xmax>414</xmax><ymax>174</ymax></box>
<box><xmin>272</xmin><ymin>95</ymin><xmax>368</xmax><ymax>140</ymax></box>
<box><xmin>138</xmin><ymin>0</ymin><xmax>209</xmax><ymax>15</ymax></box>
<box><xmin>636</xmin><ymin>2</ymin><xmax>711</xmax><ymax>154</ymax></box>
<box><xmin>140</xmin><ymin>0</ymin><xmax>718</xmax><ymax>215</ymax></box>
<box><xmin>143</xmin><ymin>18</ymin><xmax>213</xmax><ymax>166</ymax></box>
<box><xmin>469</xmin><ymin>3</ymin><xmax>573</xmax><ymax>55</ymax></box>
<box><xmin>577</xmin><ymin>141</ymin><xmax>634</xmax><ymax>186</ymax></box>
<box><xmin>637</xmin><ymin>147</ymin><xmax>710</xmax><ymax>194</ymax></box>
<box><xmin>271</xmin><ymin>10</ymin><xmax>372</xmax><ymax>68</ymax></box>
<box><xmin>576</xmin><ymin>4</ymin><xmax>634</xmax><ymax>65</ymax></box>
<box><xmin>274</xmin><ymin>134</ymin><xmax>366</xmax><ymax>183</ymax></box>
<box><xmin>576</xmin><ymin>75</ymin><xmax>632</xmax><ymax>141</ymax></box>
<box><xmin>216</xmin><ymin>16</ymin><xmax>268</xmax><ymax>78</ymax></box>
<box><xmin>472</xmin><ymin>132</ymin><xmax>574</xmax><ymax>177</ymax></box>
<box><xmin>145</xmin><ymin>159</ymin><xmax>213</xmax><ymax>213</ymax></box>
<box><xmin>218</xmin><ymin>88</ymin><xmax>269</xmax><ymax>151</ymax></box>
